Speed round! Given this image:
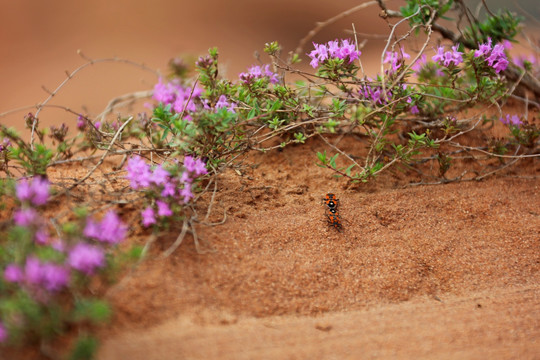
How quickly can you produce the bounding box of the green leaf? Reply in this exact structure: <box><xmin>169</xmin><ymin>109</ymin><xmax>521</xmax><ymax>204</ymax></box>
<box><xmin>69</xmin><ymin>335</ymin><xmax>99</xmax><ymax>360</ymax></box>
<box><xmin>317</xmin><ymin>151</ymin><xmax>327</xmax><ymax>163</ymax></box>
<box><xmin>329</xmin><ymin>153</ymin><xmax>339</xmax><ymax>168</ymax></box>
<box><xmin>73</xmin><ymin>299</ymin><xmax>111</xmax><ymax>324</ymax></box>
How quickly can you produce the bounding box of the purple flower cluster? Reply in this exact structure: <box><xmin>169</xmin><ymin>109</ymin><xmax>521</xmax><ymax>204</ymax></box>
<box><xmin>359</xmin><ymin>80</ymin><xmax>393</xmax><ymax>105</ymax></box>
<box><xmin>4</xmin><ymin>257</ymin><xmax>69</xmax><ymax>293</ymax></box>
<box><xmin>16</xmin><ymin>177</ymin><xmax>49</xmax><ymax>206</ymax></box>
<box><xmin>125</xmin><ymin>155</ymin><xmax>207</xmax><ymax>227</ymax></box>
<box><xmin>126</xmin><ymin>155</ymin><xmax>166</xmax><ymax>190</ymax></box>
<box><xmin>432</xmin><ymin>45</ymin><xmax>463</xmax><ymax>67</ymax></box>
<box><xmin>214</xmin><ymin>95</ymin><xmax>237</xmax><ymax>113</ymax></box>
<box><xmin>0</xmin><ymin>322</ymin><xmax>7</xmax><ymax>343</ymax></box>
<box><xmin>239</xmin><ymin>64</ymin><xmax>278</xmax><ymax>84</ymax></box>
<box><xmin>76</xmin><ymin>115</ymin><xmax>87</xmax><ymax>131</ymax></box>
<box><xmin>0</xmin><ymin>137</ymin><xmax>11</xmax><ymax>152</ymax></box>
<box><xmin>13</xmin><ymin>179</ymin><xmax>51</xmax><ymax>244</ymax></box>
<box><xmin>411</xmin><ymin>54</ymin><xmax>445</xmax><ymax>77</ymax></box>
<box><xmin>383</xmin><ymin>49</ymin><xmax>410</xmax><ymax>73</ymax></box>
<box><xmin>500</xmin><ymin>114</ymin><xmax>523</xmax><ymax>127</ymax></box>
<box><xmin>2</xmin><ymin>180</ymin><xmax>129</xmax><ymax>343</ymax></box>
<box><xmin>67</xmin><ymin>211</ymin><xmax>126</xmax><ymax>276</ymax></box>
<box><xmin>308</xmin><ymin>39</ymin><xmax>361</xmax><ymax>68</ymax></box>
<box><xmin>13</xmin><ymin>208</ymin><xmax>38</xmax><ymax>227</ymax></box>
<box><xmin>203</xmin><ymin>95</ymin><xmax>237</xmax><ymax>113</ymax></box>
<box><xmin>68</xmin><ymin>243</ymin><xmax>105</xmax><ymax>275</ymax></box>
<box><xmin>83</xmin><ymin>211</ymin><xmax>127</xmax><ymax>245</ymax></box>
<box><xmin>411</xmin><ymin>54</ymin><xmax>427</xmax><ymax>72</ymax></box>
<box><xmin>474</xmin><ymin>38</ymin><xmax>509</xmax><ymax>73</ymax></box>
<box><xmin>4</xmin><ymin>210</ymin><xmax>126</xmax><ymax>297</ymax></box>
<box><xmin>514</xmin><ymin>54</ymin><xmax>537</xmax><ymax>69</ymax></box>
<box><xmin>184</xmin><ymin>155</ymin><xmax>208</xmax><ymax>175</ymax></box>
<box><xmin>12</xmin><ymin>207</ymin><xmax>50</xmax><ymax>245</ymax></box>
<box><xmin>5</xmin><ymin>178</ymin><xmax>128</xmax><ymax>299</ymax></box>
<box><xmin>153</xmin><ymin>78</ymin><xmax>202</xmax><ymax>119</ymax></box>
<box><xmin>406</xmin><ymin>97</ymin><xmax>420</xmax><ymax>114</ymax></box>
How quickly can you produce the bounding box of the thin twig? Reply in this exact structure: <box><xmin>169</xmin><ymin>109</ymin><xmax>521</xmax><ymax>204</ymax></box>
<box><xmin>162</xmin><ymin>217</ymin><xmax>189</xmax><ymax>258</ymax></box>
<box><xmin>30</xmin><ymin>51</ymin><xmax>159</xmax><ymax>150</ymax></box>
<box><xmin>293</xmin><ymin>1</ymin><xmax>378</xmax><ymax>58</ymax></box>
<box><xmin>204</xmin><ymin>177</ymin><xmax>218</xmax><ymax>223</ymax></box>
<box><xmin>98</xmin><ymin>90</ymin><xmax>154</xmax><ymax>123</ymax></box>
<box><xmin>351</xmin><ymin>23</ymin><xmax>366</xmax><ymax>78</ymax></box>
<box><xmin>67</xmin><ymin>116</ymin><xmax>133</xmax><ymax>190</ymax></box>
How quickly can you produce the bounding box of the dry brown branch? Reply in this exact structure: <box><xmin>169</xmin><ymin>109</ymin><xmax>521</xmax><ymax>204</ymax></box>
<box><xmin>162</xmin><ymin>217</ymin><xmax>189</xmax><ymax>258</ymax></box>
<box><xmin>98</xmin><ymin>90</ymin><xmax>154</xmax><ymax>122</ymax></box>
<box><xmin>30</xmin><ymin>51</ymin><xmax>159</xmax><ymax>150</ymax></box>
<box><xmin>67</xmin><ymin>116</ymin><xmax>133</xmax><ymax>190</ymax></box>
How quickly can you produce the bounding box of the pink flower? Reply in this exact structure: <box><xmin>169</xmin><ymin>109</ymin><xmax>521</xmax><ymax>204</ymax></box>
<box><xmin>34</xmin><ymin>227</ymin><xmax>49</xmax><ymax>245</ymax></box>
<box><xmin>68</xmin><ymin>243</ymin><xmax>105</xmax><ymax>275</ymax></box>
<box><xmin>126</xmin><ymin>156</ymin><xmax>152</xmax><ymax>190</ymax></box>
<box><xmin>15</xmin><ymin>177</ymin><xmax>49</xmax><ymax>206</ymax></box>
<box><xmin>4</xmin><ymin>264</ymin><xmax>24</xmax><ymax>283</ymax></box>
<box><xmin>156</xmin><ymin>200</ymin><xmax>173</xmax><ymax>217</ymax></box>
<box><xmin>150</xmin><ymin>165</ymin><xmax>170</xmax><ymax>186</ymax></box>
<box><xmin>83</xmin><ymin>219</ymin><xmax>101</xmax><ymax>239</ymax></box>
<box><xmin>153</xmin><ymin>78</ymin><xmax>202</xmax><ymax>119</ymax></box>
<box><xmin>10</xmin><ymin>258</ymin><xmax>69</xmax><ymax>293</ymax></box>
<box><xmin>13</xmin><ymin>208</ymin><xmax>38</xmax><ymax>226</ymax></box>
<box><xmin>475</xmin><ymin>37</ymin><xmax>493</xmax><ymax>58</ymax></box>
<box><xmin>10</xmin><ymin>257</ymin><xmax>68</xmax><ymax>293</ymax></box>
<box><xmin>179</xmin><ymin>171</ymin><xmax>191</xmax><ymax>184</ymax></box>
<box><xmin>384</xmin><ymin>49</ymin><xmax>410</xmax><ymax>73</ymax></box>
<box><xmin>432</xmin><ymin>45</ymin><xmax>462</xmax><ymax>67</ymax></box>
<box><xmin>15</xmin><ymin>179</ymin><xmax>32</xmax><ymax>202</ymax></box>
<box><xmin>215</xmin><ymin>95</ymin><xmax>237</xmax><ymax>113</ymax></box>
<box><xmin>337</xmin><ymin>39</ymin><xmax>359</xmax><ymax>62</ymax></box>
<box><xmin>308</xmin><ymin>39</ymin><xmax>361</xmax><ymax>68</ymax></box>
<box><xmin>24</xmin><ymin>257</ymin><xmax>42</xmax><ymax>285</ymax></box>
<box><xmin>0</xmin><ymin>138</ymin><xmax>11</xmax><ymax>152</ymax></box>
<box><xmin>51</xmin><ymin>238</ymin><xmax>66</xmax><ymax>252</ymax></box>
<box><xmin>475</xmin><ymin>38</ymin><xmax>508</xmax><ymax>73</ymax></box>
<box><xmin>0</xmin><ymin>322</ymin><xmax>8</xmax><ymax>343</ymax></box>
<box><xmin>411</xmin><ymin>54</ymin><xmax>427</xmax><ymax>72</ymax></box>
<box><xmin>77</xmin><ymin>115</ymin><xmax>87</xmax><ymax>131</ymax></box>
<box><xmin>153</xmin><ymin>78</ymin><xmax>176</xmax><ymax>104</ymax></box>
<box><xmin>239</xmin><ymin>64</ymin><xmax>278</xmax><ymax>84</ymax></box>
<box><xmin>514</xmin><ymin>54</ymin><xmax>537</xmax><ymax>68</ymax></box>
<box><xmin>309</xmin><ymin>51</ymin><xmax>320</xmax><ymax>68</ymax></box>
<box><xmin>180</xmin><ymin>182</ymin><xmax>193</xmax><ymax>203</ymax></box>
<box><xmin>31</xmin><ymin>178</ymin><xmax>50</xmax><ymax>206</ymax></box>
<box><xmin>84</xmin><ymin>211</ymin><xmax>127</xmax><ymax>244</ymax></box>
<box><xmin>500</xmin><ymin>114</ymin><xmax>523</xmax><ymax>127</ymax></box>
<box><xmin>97</xmin><ymin>211</ymin><xmax>127</xmax><ymax>244</ymax></box>
<box><xmin>141</xmin><ymin>206</ymin><xmax>156</xmax><ymax>227</ymax></box>
<box><xmin>184</xmin><ymin>156</ymin><xmax>207</xmax><ymax>176</ymax></box>
<box><xmin>359</xmin><ymin>81</ymin><xmax>393</xmax><ymax>105</ymax></box>
<box><xmin>40</xmin><ymin>263</ymin><xmax>69</xmax><ymax>292</ymax></box>
<box><xmin>161</xmin><ymin>182</ymin><xmax>176</xmax><ymax>197</ymax></box>
<box><xmin>492</xmin><ymin>57</ymin><xmax>509</xmax><ymax>73</ymax></box>
<box><xmin>327</xmin><ymin>40</ymin><xmax>340</xmax><ymax>57</ymax></box>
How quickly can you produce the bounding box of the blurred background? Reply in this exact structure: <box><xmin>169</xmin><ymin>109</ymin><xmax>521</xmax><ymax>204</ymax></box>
<box><xmin>1</xmin><ymin>0</ymin><xmax>538</xmax><ymax>129</ymax></box>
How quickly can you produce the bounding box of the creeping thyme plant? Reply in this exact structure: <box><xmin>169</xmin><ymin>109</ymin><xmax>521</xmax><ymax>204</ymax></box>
<box><xmin>1</xmin><ymin>0</ymin><xmax>539</xmax><ymax>357</ymax></box>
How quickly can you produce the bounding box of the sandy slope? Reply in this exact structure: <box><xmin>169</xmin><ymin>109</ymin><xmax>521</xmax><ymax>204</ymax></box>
<box><xmin>92</xmin><ymin>134</ymin><xmax>540</xmax><ymax>360</ymax></box>
<box><xmin>99</xmin><ymin>285</ymin><xmax>540</xmax><ymax>360</ymax></box>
